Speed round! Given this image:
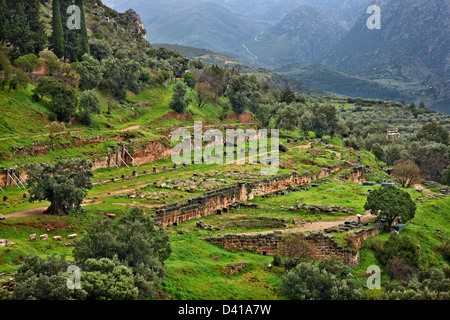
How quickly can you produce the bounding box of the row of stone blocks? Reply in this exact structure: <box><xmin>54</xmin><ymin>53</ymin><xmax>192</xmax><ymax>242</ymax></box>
<box><xmin>29</xmin><ymin>233</ymin><xmax>77</xmax><ymax>241</ymax></box>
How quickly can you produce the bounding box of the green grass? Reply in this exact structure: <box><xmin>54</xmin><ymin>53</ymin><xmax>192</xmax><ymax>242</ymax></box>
<box><xmin>160</xmin><ymin>234</ymin><xmax>282</xmax><ymax>300</ymax></box>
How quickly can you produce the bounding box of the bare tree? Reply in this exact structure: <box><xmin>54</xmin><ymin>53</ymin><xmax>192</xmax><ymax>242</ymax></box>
<box><xmin>393</xmin><ymin>160</ymin><xmax>421</xmax><ymax>188</ymax></box>
<box><xmin>277</xmin><ymin>234</ymin><xmax>317</xmax><ymax>269</ymax></box>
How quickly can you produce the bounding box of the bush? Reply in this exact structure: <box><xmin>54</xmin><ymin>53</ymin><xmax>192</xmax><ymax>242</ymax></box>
<box><xmin>376</xmin><ymin>234</ymin><xmax>420</xmax><ymax>269</ymax></box>
<box><xmin>280</xmin><ymin>258</ymin><xmax>363</xmax><ymax>300</ymax></box>
<box><xmin>73</xmin><ymin>207</ymin><xmax>171</xmax><ymax>298</ymax></box>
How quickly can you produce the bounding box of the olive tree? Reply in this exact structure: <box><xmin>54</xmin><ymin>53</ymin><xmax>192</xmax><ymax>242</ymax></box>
<box><xmin>364</xmin><ymin>186</ymin><xmax>416</xmax><ymax>231</ymax></box>
<box><xmin>26</xmin><ymin>158</ymin><xmax>93</xmax><ymax>215</ymax></box>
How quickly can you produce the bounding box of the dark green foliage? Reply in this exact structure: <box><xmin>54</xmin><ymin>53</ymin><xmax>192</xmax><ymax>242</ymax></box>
<box><xmin>442</xmin><ymin>167</ymin><xmax>450</xmax><ymax>186</ymax></box>
<box><xmin>416</xmin><ymin>122</ymin><xmax>449</xmax><ymax>145</ymax></box>
<box><xmin>26</xmin><ymin>158</ymin><xmax>94</xmax><ymax>215</ymax></box>
<box><xmin>60</xmin><ymin>0</ymin><xmax>88</xmax><ymax>61</ymax></box>
<box><xmin>169</xmin><ymin>81</ymin><xmax>190</xmax><ymax>113</ymax></box>
<box><xmin>78</xmin><ymin>89</ymin><xmax>101</xmax><ymax>125</ymax></box>
<box><xmin>73</xmin><ymin>207</ymin><xmax>171</xmax><ymax>298</ymax></box>
<box><xmin>149</xmin><ymin>47</ymin><xmax>190</xmax><ymax>78</ymax></box>
<box><xmin>274</xmin><ymin>102</ymin><xmax>300</xmax><ymax>131</ymax></box>
<box><xmin>0</xmin><ymin>53</ymin><xmax>29</xmax><ymax>91</ymax></box>
<box><xmin>364</xmin><ymin>186</ymin><xmax>416</xmax><ymax>231</ymax></box>
<box><xmin>376</xmin><ymin>234</ymin><xmax>420</xmax><ymax>269</ymax></box>
<box><xmin>89</xmin><ymin>38</ymin><xmax>112</xmax><ymax>62</ymax></box>
<box><xmin>225</xmin><ymin>74</ymin><xmax>261</xmax><ymax>114</ymax></box>
<box><xmin>34</xmin><ymin>78</ymin><xmax>78</xmax><ymax>122</ymax></box>
<box><xmin>11</xmin><ymin>254</ymin><xmax>86</xmax><ymax>300</ymax></box>
<box><xmin>76</xmin><ymin>0</ymin><xmax>89</xmax><ymax>60</ymax></box>
<box><xmin>51</xmin><ymin>0</ymin><xmax>65</xmax><ymax>58</ymax></box>
<box><xmin>371</xmin><ymin>143</ymin><xmax>385</xmax><ymax>162</ymax></box>
<box><xmin>280</xmin><ymin>256</ymin><xmax>363</xmax><ymax>300</ymax></box>
<box><xmin>184</xmin><ymin>71</ymin><xmax>195</xmax><ymax>88</ymax></box>
<box><xmin>81</xmin><ymin>258</ymin><xmax>139</xmax><ymax>300</ymax></box>
<box><xmin>41</xmin><ymin>51</ymin><xmax>61</xmax><ymax>76</ymax></box>
<box><xmin>379</xmin><ymin>268</ymin><xmax>450</xmax><ymax>300</ymax></box>
<box><xmin>311</xmin><ymin>103</ymin><xmax>338</xmax><ymax>138</ymax></box>
<box><xmin>14</xmin><ymin>54</ymin><xmax>41</xmax><ymax>73</ymax></box>
<box><xmin>103</xmin><ymin>57</ymin><xmax>141</xmax><ymax>100</ymax></box>
<box><xmin>76</xmin><ymin>54</ymin><xmax>103</xmax><ymax>89</ymax></box>
<box><xmin>2</xmin><ymin>0</ymin><xmax>46</xmax><ymax>59</ymax></box>
<box><xmin>280</xmin><ymin>86</ymin><xmax>296</xmax><ymax>104</ymax></box>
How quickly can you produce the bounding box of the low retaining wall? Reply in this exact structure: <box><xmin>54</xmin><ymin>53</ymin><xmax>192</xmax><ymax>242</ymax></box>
<box><xmin>204</xmin><ymin>227</ymin><xmax>380</xmax><ymax>267</ymax></box>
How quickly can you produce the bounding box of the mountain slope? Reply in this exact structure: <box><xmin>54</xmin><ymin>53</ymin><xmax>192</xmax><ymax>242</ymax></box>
<box><xmin>276</xmin><ymin>63</ymin><xmax>401</xmax><ymax>99</ymax></box>
<box><xmin>324</xmin><ymin>0</ymin><xmax>449</xmax><ymax>78</ymax></box>
<box><xmin>246</xmin><ymin>6</ymin><xmax>348</xmax><ymax>67</ymax></box>
<box><xmin>153</xmin><ymin>43</ymin><xmax>323</xmax><ymax>95</ymax></box>
<box><xmin>322</xmin><ymin>0</ymin><xmax>449</xmax><ymax>113</ymax></box>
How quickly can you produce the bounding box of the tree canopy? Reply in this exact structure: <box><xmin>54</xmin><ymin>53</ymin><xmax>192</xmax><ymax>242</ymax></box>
<box><xmin>364</xmin><ymin>186</ymin><xmax>416</xmax><ymax>231</ymax></box>
<box><xmin>26</xmin><ymin>158</ymin><xmax>94</xmax><ymax>215</ymax></box>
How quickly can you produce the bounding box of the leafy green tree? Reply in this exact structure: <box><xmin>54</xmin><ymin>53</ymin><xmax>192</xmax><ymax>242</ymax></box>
<box><xmin>14</xmin><ymin>53</ymin><xmax>41</xmax><ymax>74</ymax></box>
<box><xmin>417</xmin><ymin>122</ymin><xmax>449</xmax><ymax>145</ymax></box>
<box><xmin>81</xmin><ymin>258</ymin><xmax>139</xmax><ymax>300</ymax></box>
<box><xmin>34</xmin><ymin>78</ymin><xmax>78</xmax><ymax>122</ymax></box>
<box><xmin>26</xmin><ymin>158</ymin><xmax>94</xmax><ymax>215</ymax></box>
<box><xmin>75</xmin><ymin>0</ymin><xmax>89</xmax><ymax>61</ymax></box>
<box><xmin>40</xmin><ymin>51</ymin><xmax>61</xmax><ymax>76</ymax></box>
<box><xmin>51</xmin><ymin>0</ymin><xmax>65</xmax><ymax>58</ymax></box>
<box><xmin>383</xmin><ymin>143</ymin><xmax>407</xmax><ymax>166</ymax></box>
<box><xmin>73</xmin><ymin>207</ymin><xmax>171</xmax><ymax>298</ymax></box>
<box><xmin>280</xmin><ymin>257</ymin><xmax>363</xmax><ymax>300</ymax></box>
<box><xmin>311</xmin><ymin>103</ymin><xmax>338</xmax><ymax>138</ymax></box>
<box><xmin>89</xmin><ymin>38</ymin><xmax>112</xmax><ymax>62</ymax></box>
<box><xmin>255</xmin><ymin>103</ymin><xmax>274</xmax><ymax>128</ymax></box>
<box><xmin>11</xmin><ymin>254</ymin><xmax>87</xmax><ymax>300</ymax></box>
<box><xmin>419</xmin><ymin>101</ymin><xmax>426</xmax><ymax>109</ymax></box>
<box><xmin>364</xmin><ymin>186</ymin><xmax>416</xmax><ymax>231</ymax></box>
<box><xmin>371</xmin><ymin>143</ymin><xmax>385</xmax><ymax>162</ymax></box>
<box><xmin>169</xmin><ymin>81</ymin><xmax>191</xmax><ymax>113</ymax></box>
<box><xmin>78</xmin><ymin>89</ymin><xmax>101</xmax><ymax>125</ymax></box>
<box><xmin>3</xmin><ymin>0</ymin><xmax>46</xmax><ymax>59</ymax></box>
<box><xmin>8</xmin><ymin>67</ymin><xmax>29</xmax><ymax>92</ymax></box>
<box><xmin>442</xmin><ymin>166</ymin><xmax>450</xmax><ymax>186</ymax></box>
<box><xmin>377</xmin><ymin>234</ymin><xmax>420</xmax><ymax>268</ymax></box>
<box><xmin>225</xmin><ymin>74</ymin><xmax>261</xmax><ymax>114</ymax></box>
<box><xmin>280</xmin><ymin>86</ymin><xmax>296</xmax><ymax>104</ymax></box>
<box><xmin>76</xmin><ymin>54</ymin><xmax>103</xmax><ymax>89</ymax></box>
<box><xmin>184</xmin><ymin>71</ymin><xmax>195</xmax><ymax>88</ymax></box>
<box><xmin>274</xmin><ymin>102</ymin><xmax>301</xmax><ymax>131</ymax></box>
<box><xmin>103</xmin><ymin>57</ymin><xmax>141</xmax><ymax>100</ymax></box>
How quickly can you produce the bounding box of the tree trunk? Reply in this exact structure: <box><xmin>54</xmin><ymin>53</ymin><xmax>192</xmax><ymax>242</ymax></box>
<box><xmin>46</xmin><ymin>202</ymin><xmax>68</xmax><ymax>215</ymax></box>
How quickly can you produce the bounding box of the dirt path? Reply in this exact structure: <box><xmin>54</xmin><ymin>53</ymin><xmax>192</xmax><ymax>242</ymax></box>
<box><xmin>238</xmin><ymin>211</ymin><xmax>374</xmax><ymax>236</ymax></box>
<box><xmin>120</xmin><ymin>125</ymin><xmax>141</xmax><ymax>132</ymax></box>
<box><xmin>413</xmin><ymin>184</ymin><xmax>436</xmax><ymax>196</ymax></box>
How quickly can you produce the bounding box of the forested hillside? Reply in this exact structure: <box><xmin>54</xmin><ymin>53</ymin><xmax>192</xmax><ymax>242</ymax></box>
<box><xmin>0</xmin><ymin>0</ymin><xmax>448</xmax><ymax>305</ymax></box>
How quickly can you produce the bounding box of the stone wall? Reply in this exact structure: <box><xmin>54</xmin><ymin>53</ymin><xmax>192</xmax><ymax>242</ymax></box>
<box><xmin>204</xmin><ymin>227</ymin><xmax>380</xmax><ymax>267</ymax></box>
<box><xmin>154</xmin><ymin>165</ymin><xmax>366</xmax><ymax>226</ymax></box>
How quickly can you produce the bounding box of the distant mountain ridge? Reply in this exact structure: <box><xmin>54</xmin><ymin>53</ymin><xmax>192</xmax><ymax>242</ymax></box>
<box><xmin>102</xmin><ymin>0</ymin><xmax>449</xmax><ymax>113</ymax></box>
<box><xmin>246</xmin><ymin>5</ymin><xmax>348</xmax><ymax>67</ymax></box>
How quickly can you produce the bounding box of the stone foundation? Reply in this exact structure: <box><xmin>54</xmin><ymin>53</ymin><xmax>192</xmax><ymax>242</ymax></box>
<box><xmin>154</xmin><ymin>165</ymin><xmax>365</xmax><ymax>227</ymax></box>
<box><xmin>204</xmin><ymin>227</ymin><xmax>380</xmax><ymax>267</ymax></box>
